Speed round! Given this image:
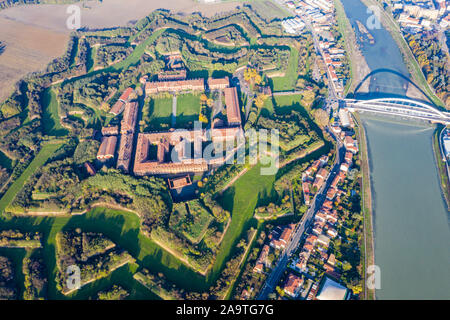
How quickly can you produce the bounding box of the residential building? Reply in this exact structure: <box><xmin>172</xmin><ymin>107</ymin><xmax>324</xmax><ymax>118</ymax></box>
<box><xmin>283</xmin><ymin>273</ymin><xmax>303</xmax><ymax>298</ymax></box>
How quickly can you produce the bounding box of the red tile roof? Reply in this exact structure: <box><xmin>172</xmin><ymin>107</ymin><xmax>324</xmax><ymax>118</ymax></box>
<box><xmin>119</xmin><ymin>87</ymin><xmax>134</xmax><ymax>102</ymax></box>
<box><xmin>224</xmin><ymin>87</ymin><xmax>241</xmax><ymax>126</ymax></box>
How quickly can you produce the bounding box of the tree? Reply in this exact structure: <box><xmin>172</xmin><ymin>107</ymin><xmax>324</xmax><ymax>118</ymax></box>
<box><xmin>313</xmin><ymin>108</ymin><xmax>329</xmax><ymax>127</ymax></box>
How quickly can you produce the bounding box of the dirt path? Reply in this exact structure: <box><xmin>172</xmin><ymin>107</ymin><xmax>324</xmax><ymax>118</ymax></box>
<box><xmin>221</xmin><ymin>228</ymin><xmax>258</xmax><ymax>299</ymax></box>
<box><xmin>150</xmin><ymin>237</ymin><xmax>208</xmax><ymax>277</ymax></box>
<box><xmin>219</xmin><ymin>167</ymin><xmax>249</xmax><ymax>194</ymax></box>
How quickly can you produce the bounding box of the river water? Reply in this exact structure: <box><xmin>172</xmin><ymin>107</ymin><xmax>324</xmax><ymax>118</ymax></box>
<box><xmin>340</xmin><ymin>0</ymin><xmax>450</xmax><ymax>299</ymax></box>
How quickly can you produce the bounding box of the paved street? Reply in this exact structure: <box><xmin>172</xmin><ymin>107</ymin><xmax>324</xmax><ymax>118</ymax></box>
<box><xmin>258</xmin><ymin>1</ymin><xmax>343</xmax><ymax>300</ymax></box>
<box><xmin>171</xmin><ymin>94</ymin><xmax>177</xmax><ymax>127</ymax></box>
<box><xmin>258</xmin><ymin>131</ymin><xmax>344</xmax><ymax>299</ymax></box>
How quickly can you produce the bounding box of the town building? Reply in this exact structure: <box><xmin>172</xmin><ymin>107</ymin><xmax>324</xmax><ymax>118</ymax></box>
<box><xmin>84</xmin><ymin>162</ymin><xmax>96</xmax><ymax>176</ymax></box>
<box><xmin>133</xmin><ymin>127</ymin><xmax>243</xmax><ymax>176</ymax></box>
<box><xmin>270</xmin><ymin>224</ymin><xmax>295</xmax><ymax>250</ymax></box>
<box><xmin>97</xmin><ymin>136</ymin><xmax>117</xmax><ymax>161</ymax></box>
<box><xmin>158</xmin><ymin>69</ymin><xmax>187</xmax><ymax>81</ymax></box>
<box><xmin>121</xmin><ymin>102</ymin><xmax>138</xmax><ymax>135</ymax></box>
<box><xmin>283</xmin><ymin>273</ymin><xmax>303</xmax><ymax>298</ymax></box>
<box><xmin>317</xmin><ymin>234</ymin><xmax>331</xmax><ymax>247</ymax></box>
<box><xmin>339</xmin><ymin>108</ymin><xmax>350</xmax><ymax>127</ymax></box>
<box><xmin>168</xmin><ymin>175</ymin><xmax>192</xmax><ymax>189</ymax></box>
<box><xmin>208</xmin><ymin>77</ymin><xmax>230</xmax><ymax>90</ymax></box>
<box><xmin>315</xmin><ymin>276</ymin><xmax>349</xmax><ymax>300</ymax></box>
<box><xmin>224</xmin><ymin>87</ymin><xmax>242</xmax><ymax>127</ymax></box>
<box><xmin>282</xmin><ymin>17</ymin><xmax>305</xmax><ymax>34</ymax></box>
<box><xmin>145</xmin><ymin>79</ymin><xmax>205</xmax><ymax>94</ymax></box>
<box><xmin>116</xmin><ymin>134</ymin><xmax>134</xmax><ymax>173</ymax></box>
<box><xmin>101</xmin><ymin>126</ymin><xmax>119</xmax><ymax>136</ymax></box>
<box><xmin>110</xmin><ymin>87</ymin><xmax>134</xmax><ymax>115</ymax></box>
<box><xmin>254</xmin><ymin>245</ymin><xmax>271</xmax><ymax>273</ymax></box>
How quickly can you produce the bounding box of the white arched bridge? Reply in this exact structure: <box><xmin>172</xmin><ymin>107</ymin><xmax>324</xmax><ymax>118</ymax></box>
<box><xmin>342</xmin><ymin>97</ymin><xmax>450</xmax><ymax>125</ymax></box>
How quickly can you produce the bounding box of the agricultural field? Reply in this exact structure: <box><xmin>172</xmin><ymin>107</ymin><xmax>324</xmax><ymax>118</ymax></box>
<box><xmin>248</xmin><ymin>0</ymin><xmax>291</xmax><ymax>22</ymax></box>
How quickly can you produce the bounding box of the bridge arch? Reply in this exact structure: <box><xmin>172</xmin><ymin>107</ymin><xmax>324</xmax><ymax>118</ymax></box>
<box><xmin>349</xmin><ymin>68</ymin><xmax>436</xmax><ymax>107</ymax></box>
<box><xmin>354</xmin><ymin>97</ymin><xmax>447</xmax><ymax>118</ymax></box>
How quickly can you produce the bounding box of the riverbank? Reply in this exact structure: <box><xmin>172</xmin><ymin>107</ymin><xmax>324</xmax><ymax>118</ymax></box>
<box><xmin>432</xmin><ymin>125</ymin><xmax>450</xmax><ymax>210</ymax></box>
<box><xmin>334</xmin><ymin>0</ymin><xmax>371</xmax><ymax>95</ymax></box>
<box><xmin>353</xmin><ymin>113</ymin><xmax>376</xmax><ymax>300</ymax></box>
<box><xmin>360</xmin><ymin>0</ymin><xmax>444</xmax><ymax>108</ymax></box>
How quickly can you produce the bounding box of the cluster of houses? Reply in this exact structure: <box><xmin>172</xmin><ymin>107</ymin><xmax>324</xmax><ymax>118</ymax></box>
<box><xmin>281</xmin><ymin>0</ymin><xmax>346</xmax><ymax>96</ymax></box>
<box><xmin>391</xmin><ymin>0</ymin><xmax>449</xmax><ymax>32</ymax></box>
<box><xmin>280</xmin><ymin>109</ymin><xmax>359</xmax><ymax>299</ymax></box>
<box><xmin>331</xmin><ymin>108</ymin><xmax>359</xmax><ymax>154</ymax></box>
<box><xmin>246</xmin><ymin>106</ymin><xmax>359</xmax><ymax>299</ymax></box>
<box><xmin>252</xmin><ymin>224</ymin><xmax>296</xmax><ymax>274</ymax></box>
<box><xmin>301</xmin><ymin>155</ymin><xmax>329</xmax><ymax>206</ymax></box>
<box><xmin>318</xmin><ymin>40</ymin><xmax>345</xmax><ymax>96</ymax></box>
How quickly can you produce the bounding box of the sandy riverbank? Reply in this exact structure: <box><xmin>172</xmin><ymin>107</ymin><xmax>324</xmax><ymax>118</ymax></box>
<box><xmin>0</xmin><ymin>0</ymin><xmax>242</xmax><ymax>103</ymax></box>
<box><xmin>334</xmin><ymin>0</ymin><xmax>371</xmax><ymax>95</ymax></box>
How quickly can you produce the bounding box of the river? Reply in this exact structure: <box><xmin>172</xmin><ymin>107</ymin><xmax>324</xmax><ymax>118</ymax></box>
<box><xmin>340</xmin><ymin>0</ymin><xmax>450</xmax><ymax>299</ymax></box>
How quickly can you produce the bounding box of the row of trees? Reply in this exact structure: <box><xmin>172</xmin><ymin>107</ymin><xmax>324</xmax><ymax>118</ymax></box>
<box><xmin>406</xmin><ymin>33</ymin><xmax>449</xmax><ymax>106</ymax></box>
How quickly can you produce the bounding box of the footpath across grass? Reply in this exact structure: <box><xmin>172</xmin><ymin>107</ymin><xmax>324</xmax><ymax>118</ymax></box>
<box><xmin>211</xmin><ymin>162</ymin><xmax>276</xmax><ymax>280</ymax></box>
<box><xmin>271</xmin><ymin>46</ymin><xmax>299</xmax><ymax>92</ymax></box>
<box><xmin>0</xmin><ymin>142</ymin><xmax>63</xmax><ymax>215</ymax></box>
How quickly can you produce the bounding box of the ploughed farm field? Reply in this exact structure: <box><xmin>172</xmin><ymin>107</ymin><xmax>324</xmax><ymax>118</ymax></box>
<box><xmin>0</xmin><ymin>0</ymin><xmax>242</xmax><ymax>103</ymax></box>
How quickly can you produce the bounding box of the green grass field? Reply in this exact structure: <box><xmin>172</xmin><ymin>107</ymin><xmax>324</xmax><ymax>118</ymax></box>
<box><xmin>273</xmin><ymin>94</ymin><xmax>304</xmax><ymax>114</ymax></box>
<box><xmin>142</xmin><ymin>97</ymin><xmax>173</xmax><ymax>131</ymax></box>
<box><xmin>0</xmin><ymin>206</ymin><xmax>209</xmax><ymax>299</ymax></box>
<box><xmin>211</xmin><ymin>162</ymin><xmax>276</xmax><ymax>279</ymax></box>
<box><xmin>270</xmin><ymin>47</ymin><xmax>300</xmax><ymax>92</ymax></box>
<box><xmin>0</xmin><ymin>149</ymin><xmax>12</xmax><ymax>170</ymax></box>
<box><xmin>41</xmin><ymin>88</ymin><xmax>68</xmax><ymax>136</ymax></box>
<box><xmin>273</xmin><ymin>94</ymin><xmax>303</xmax><ymax>107</ymax></box>
<box><xmin>0</xmin><ymin>142</ymin><xmax>63</xmax><ymax>215</ymax></box>
<box><xmin>176</xmin><ymin>93</ymin><xmax>201</xmax><ymax>128</ymax></box>
<box><xmin>169</xmin><ymin>200</ymin><xmax>214</xmax><ymax>244</ymax></box>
